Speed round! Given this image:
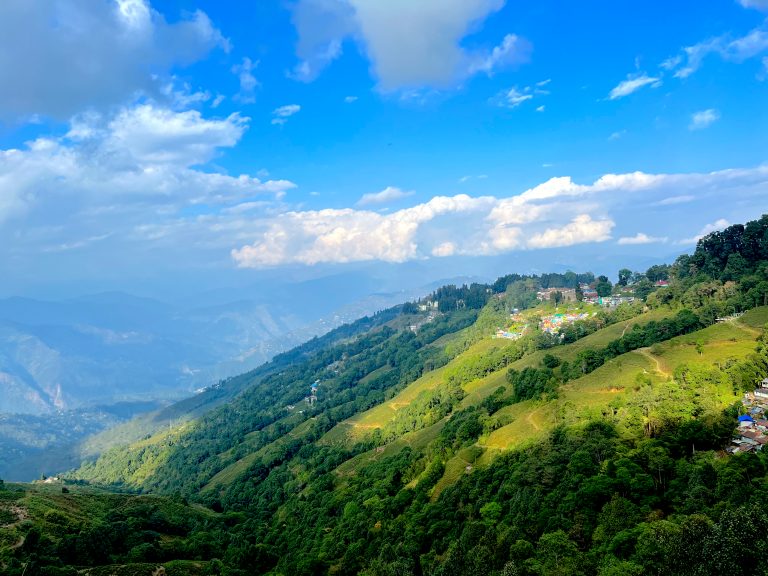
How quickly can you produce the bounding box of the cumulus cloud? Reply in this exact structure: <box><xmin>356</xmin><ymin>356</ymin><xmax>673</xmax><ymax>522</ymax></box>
<box><xmin>272</xmin><ymin>105</ymin><xmax>302</xmax><ymax>125</ymax></box>
<box><xmin>617</xmin><ymin>233</ymin><xmax>668</xmax><ymax>245</ymax></box>
<box><xmin>289</xmin><ymin>0</ymin><xmax>355</xmax><ymax>82</ymax></box>
<box><xmin>230</xmin><ymin>165</ymin><xmax>768</xmax><ymax>268</ymax></box>
<box><xmin>104</xmin><ymin>105</ymin><xmax>249</xmax><ymax>166</ymax></box>
<box><xmin>357</xmin><ymin>186</ymin><xmax>415</xmax><ymax>206</ymax></box>
<box><xmin>690</xmin><ymin>109</ymin><xmax>720</xmax><ymax>130</ymax></box>
<box><xmin>0</xmin><ymin>0</ymin><xmax>228</xmax><ymax>120</ymax></box>
<box><xmin>290</xmin><ymin>0</ymin><xmax>529</xmax><ymax>89</ymax></box>
<box><xmin>0</xmin><ymin>103</ymin><xmax>294</xmax><ymax>229</ymax></box>
<box><xmin>608</xmin><ymin>73</ymin><xmax>662</xmax><ymax>99</ymax></box>
<box><xmin>231</xmin><ymin>195</ymin><xmax>496</xmax><ymax>267</ymax></box>
<box><xmin>527</xmin><ymin>215</ymin><xmax>614</xmax><ymax>249</ymax></box>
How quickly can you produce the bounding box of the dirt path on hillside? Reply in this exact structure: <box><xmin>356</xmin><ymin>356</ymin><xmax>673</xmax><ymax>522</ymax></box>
<box><xmin>637</xmin><ymin>348</ymin><xmax>670</xmax><ymax>378</ymax></box>
<box><xmin>526</xmin><ymin>405</ymin><xmax>544</xmax><ymax>431</ymax></box>
<box><xmin>621</xmin><ymin>322</ymin><xmax>632</xmax><ymax>338</ymax></box>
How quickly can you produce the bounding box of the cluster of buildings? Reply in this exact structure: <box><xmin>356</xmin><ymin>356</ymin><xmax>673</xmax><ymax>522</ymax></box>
<box><xmin>729</xmin><ymin>378</ymin><xmax>768</xmax><ymax>454</ymax></box>
<box><xmin>536</xmin><ymin>287</ymin><xmax>577</xmax><ymax>302</ymax></box>
<box><xmin>494</xmin><ymin>312</ymin><xmax>529</xmax><ymax>340</ymax></box>
<box><xmin>539</xmin><ymin>312</ymin><xmax>593</xmax><ymax>335</ymax></box>
<box><xmin>597</xmin><ymin>295</ymin><xmax>636</xmax><ymax>308</ymax></box>
<box><xmin>494</xmin><ymin>326</ymin><xmax>528</xmax><ymax>340</ymax></box>
<box><xmin>408</xmin><ymin>310</ymin><xmax>439</xmax><ymax>333</ymax></box>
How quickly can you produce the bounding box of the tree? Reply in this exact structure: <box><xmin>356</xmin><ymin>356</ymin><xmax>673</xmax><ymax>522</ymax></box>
<box><xmin>646</xmin><ymin>264</ymin><xmax>670</xmax><ymax>282</ymax></box>
<box><xmin>542</xmin><ymin>353</ymin><xmax>561</xmax><ymax>369</ymax></box>
<box><xmin>618</xmin><ymin>268</ymin><xmax>632</xmax><ymax>287</ymax></box>
<box><xmin>595</xmin><ymin>275</ymin><xmax>613</xmax><ymax>297</ymax></box>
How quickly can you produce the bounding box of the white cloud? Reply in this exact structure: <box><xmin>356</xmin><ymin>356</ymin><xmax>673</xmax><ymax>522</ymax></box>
<box><xmin>232</xmin><ymin>195</ymin><xmax>496</xmax><ymax>267</ymax></box>
<box><xmin>230</xmin><ymin>165</ymin><xmax>768</xmax><ymax>268</ymax></box>
<box><xmin>680</xmin><ymin>219</ymin><xmax>731</xmax><ymax>244</ymax></box>
<box><xmin>271</xmin><ymin>104</ymin><xmax>302</xmax><ymax>125</ymax></box>
<box><xmin>738</xmin><ymin>0</ymin><xmax>768</xmax><ymax>11</ymax></box>
<box><xmin>105</xmin><ymin>105</ymin><xmax>249</xmax><ymax>166</ymax></box>
<box><xmin>0</xmin><ymin>103</ymin><xmax>294</xmax><ymax>229</ymax></box>
<box><xmin>357</xmin><ymin>186</ymin><xmax>415</xmax><ymax>206</ymax></box>
<box><xmin>493</xmin><ymin>78</ymin><xmax>551</xmax><ymax>110</ymax></box>
<box><xmin>232</xmin><ymin>58</ymin><xmax>259</xmax><ymax>103</ymax></box>
<box><xmin>344</xmin><ymin>96</ymin><xmax>359</xmax><ymax>103</ymax></box>
<box><xmin>0</xmin><ymin>0</ymin><xmax>228</xmax><ymax>120</ymax></box>
<box><xmin>617</xmin><ymin>233</ymin><xmax>668</xmax><ymax>245</ymax></box>
<box><xmin>495</xmin><ymin>87</ymin><xmax>533</xmax><ymax>108</ymax></box>
<box><xmin>690</xmin><ymin>109</ymin><xmax>720</xmax><ymax>130</ymax></box>
<box><xmin>666</xmin><ymin>24</ymin><xmax>768</xmax><ymax>78</ymax></box>
<box><xmin>609</xmin><ymin>130</ymin><xmax>627</xmax><ymax>141</ymax></box>
<box><xmin>494</xmin><ymin>79</ymin><xmax>550</xmax><ymax>109</ymax></box>
<box><xmin>431</xmin><ymin>242</ymin><xmax>457</xmax><ymax>257</ymax></box>
<box><xmin>468</xmin><ymin>33</ymin><xmax>531</xmax><ymax>76</ymax></box>
<box><xmin>656</xmin><ymin>194</ymin><xmax>695</xmax><ymax>206</ymax></box>
<box><xmin>290</xmin><ymin>0</ymin><xmax>530</xmax><ymax>89</ymax></box>
<box><xmin>608</xmin><ymin>73</ymin><xmax>662</xmax><ymax>99</ymax></box>
<box><xmin>458</xmin><ymin>175</ymin><xmax>489</xmax><ymax>183</ymax></box>
<box><xmin>660</xmin><ymin>55</ymin><xmax>683</xmax><ymax>70</ymax></box>
<box><xmin>290</xmin><ymin>0</ymin><xmax>354</xmax><ymax>82</ymax></box>
<box><xmin>527</xmin><ymin>215</ymin><xmax>614</xmax><ymax>249</ymax></box>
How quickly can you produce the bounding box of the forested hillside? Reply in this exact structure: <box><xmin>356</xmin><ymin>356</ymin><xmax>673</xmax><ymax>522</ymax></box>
<box><xmin>3</xmin><ymin>215</ymin><xmax>768</xmax><ymax>576</ymax></box>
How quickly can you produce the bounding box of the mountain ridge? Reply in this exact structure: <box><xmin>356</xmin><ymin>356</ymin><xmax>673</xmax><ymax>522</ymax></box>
<box><xmin>3</xmin><ymin>214</ymin><xmax>768</xmax><ymax>575</ymax></box>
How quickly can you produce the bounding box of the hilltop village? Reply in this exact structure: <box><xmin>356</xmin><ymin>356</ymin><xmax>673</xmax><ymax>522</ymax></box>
<box><xmin>493</xmin><ymin>281</ymin><xmax>645</xmax><ymax>341</ymax></box>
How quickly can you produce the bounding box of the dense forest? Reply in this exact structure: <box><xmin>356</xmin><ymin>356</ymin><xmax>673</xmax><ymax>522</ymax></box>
<box><xmin>2</xmin><ymin>214</ymin><xmax>768</xmax><ymax>576</ymax></box>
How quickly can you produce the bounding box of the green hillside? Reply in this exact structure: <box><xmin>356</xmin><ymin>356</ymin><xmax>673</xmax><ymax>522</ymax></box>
<box><xmin>3</xmin><ymin>215</ymin><xmax>768</xmax><ymax>576</ymax></box>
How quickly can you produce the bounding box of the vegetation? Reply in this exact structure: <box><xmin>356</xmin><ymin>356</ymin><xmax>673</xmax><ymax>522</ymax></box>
<box><xmin>3</xmin><ymin>214</ymin><xmax>768</xmax><ymax>575</ymax></box>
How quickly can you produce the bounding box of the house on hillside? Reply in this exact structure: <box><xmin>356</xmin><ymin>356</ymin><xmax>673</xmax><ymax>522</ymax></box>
<box><xmin>654</xmin><ymin>280</ymin><xmax>670</xmax><ymax>287</ymax></box>
<box><xmin>740</xmin><ymin>429</ymin><xmax>768</xmax><ymax>449</ymax></box>
<box><xmin>536</xmin><ymin>288</ymin><xmax>577</xmax><ymax>302</ymax></box>
<box><xmin>738</xmin><ymin>414</ymin><xmax>755</xmax><ymax>428</ymax></box>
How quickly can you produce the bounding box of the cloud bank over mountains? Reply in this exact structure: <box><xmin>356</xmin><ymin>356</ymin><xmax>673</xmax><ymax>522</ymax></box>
<box><xmin>230</xmin><ymin>168</ymin><xmax>768</xmax><ymax>268</ymax></box>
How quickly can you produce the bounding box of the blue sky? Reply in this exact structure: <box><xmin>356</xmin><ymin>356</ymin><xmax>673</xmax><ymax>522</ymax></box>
<box><xmin>1</xmin><ymin>0</ymin><xmax>767</xmax><ymax>297</ymax></box>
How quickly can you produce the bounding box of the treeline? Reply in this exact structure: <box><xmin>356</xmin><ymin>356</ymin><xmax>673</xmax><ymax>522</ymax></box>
<box><xmin>492</xmin><ymin>271</ymin><xmax>596</xmax><ymax>293</ymax></box>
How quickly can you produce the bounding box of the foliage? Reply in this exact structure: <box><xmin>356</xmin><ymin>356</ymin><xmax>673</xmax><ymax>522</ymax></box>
<box><xmin>10</xmin><ymin>213</ymin><xmax>768</xmax><ymax>575</ymax></box>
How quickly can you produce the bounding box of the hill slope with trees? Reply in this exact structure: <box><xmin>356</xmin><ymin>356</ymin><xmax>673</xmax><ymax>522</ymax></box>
<box><xmin>2</xmin><ymin>214</ymin><xmax>768</xmax><ymax>576</ymax></box>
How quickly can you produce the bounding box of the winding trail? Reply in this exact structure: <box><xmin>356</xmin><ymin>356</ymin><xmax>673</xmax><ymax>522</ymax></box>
<box><xmin>526</xmin><ymin>405</ymin><xmax>545</xmax><ymax>431</ymax></box>
<box><xmin>636</xmin><ymin>348</ymin><xmax>670</xmax><ymax>378</ymax></box>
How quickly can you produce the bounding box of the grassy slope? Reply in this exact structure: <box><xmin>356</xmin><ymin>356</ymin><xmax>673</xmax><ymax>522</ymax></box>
<box><xmin>482</xmin><ymin>314</ymin><xmax>763</xmax><ymax>453</ymax></box>
<box><xmin>321</xmin><ymin>307</ymin><xmax>674</xmax><ymax>448</ymax></box>
<box><xmin>71</xmin><ymin>304</ymin><xmax>768</xmax><ymax>505</ymax></box>
<box><xmin>339</xmin><ymin>307</ymin><xmax>766</xmax><ymax>495</ymax></box>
